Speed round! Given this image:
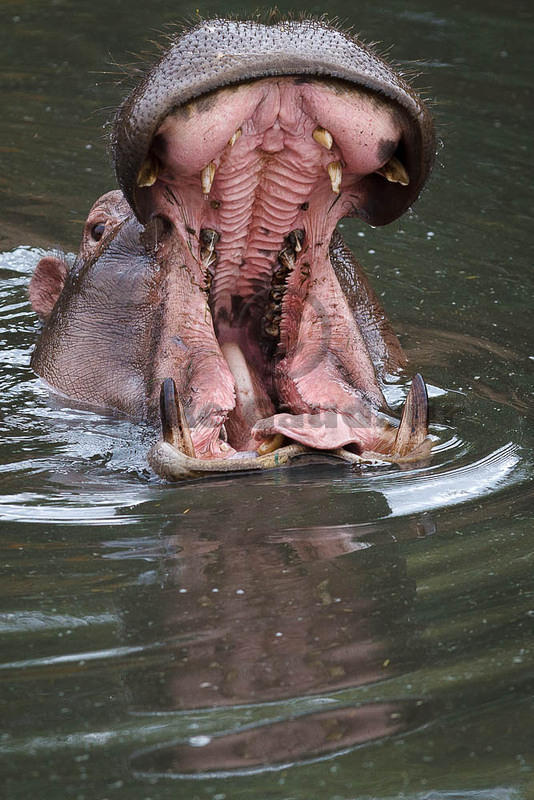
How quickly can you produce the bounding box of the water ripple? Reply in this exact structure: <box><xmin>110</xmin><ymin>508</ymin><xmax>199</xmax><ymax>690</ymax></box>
<box><xmin>377</xmin><ymin>442</ymin><xmax>523</xmax><ymax>517</ymax></box>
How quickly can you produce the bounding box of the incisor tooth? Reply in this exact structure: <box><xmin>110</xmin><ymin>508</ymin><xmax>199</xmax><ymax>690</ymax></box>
<box><xmin>327</xmin><ymin>161</ymin><xmax>342</xmax><ymax>194</ymax></box>
<box><xmin>201</xmin><ymin>162</ymin><xmax>216</xmax><ymax>195</ymax></box>
<box><xmin>313</xmin><ymin>126</ymin><xmax>333</xmax><ymax>150</ymax></box>
<box><xmin>377</xmin><ymin>156</ymin><xmax>410</xmax><ymax>186</ymax></box>
<box><xmin>257</xmin><ymin>434</ymin><xmax>285</xmax><ymax>455</ymax></box>
<box><xmin>136</xmin><ymin>155</ymin><xmax>159</xmax><ymax>187</ymax></box>
<box><xmin>228</xmin><ymin>128</ymin><xmax>242</xmax><ymax>147</ymax></box>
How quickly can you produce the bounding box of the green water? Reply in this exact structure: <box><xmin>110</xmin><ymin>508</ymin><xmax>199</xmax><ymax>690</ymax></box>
<box><xmin>1</xmin><ymin>0</ymin><xmax>533</xmax><ymax>798</ymax></box>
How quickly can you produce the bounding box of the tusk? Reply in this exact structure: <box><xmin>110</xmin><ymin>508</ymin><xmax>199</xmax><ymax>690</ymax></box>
<box><xmin>228</xmin><ymin>128</ymin><xmax>242</xmax><ymax>147</ymax></box>
<box><xmin>159</xmin><ymin>378</ymin><xmax>196</xmax><ymax>458</ymax></box>
<box><xmin>327</xmin><ymin>161</ymin><xmax>342</xmax><ymax>194</ymax></box>
<box><xmin>394</xmin><ymin>373</ymin><xmax>429</xmax><ymax>456</ymax></box>
<box><xmin>312</xmin><ymin>126</ymin><xmax>333</xmax><ymax>150</ymax></box>
<box><xmin>376</xmin><ymin>156</ymin><xmax>410</xmax><ymax>186</ymax></box>
<box><xmin>201</xmin><ymin>162</ymin><xmax>216</xmax><ymax>195</ymax></box>
<box><xmin>136</xmin><ymin>154</ymin><xmax>159</xmax><ymax>187</ymax></box>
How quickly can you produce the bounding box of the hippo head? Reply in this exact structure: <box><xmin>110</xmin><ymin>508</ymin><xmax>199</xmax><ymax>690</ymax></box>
<box><xmin>30</xmin><ymin>18</ymin><xmax>435</xmax><ymax>479</ymax></box>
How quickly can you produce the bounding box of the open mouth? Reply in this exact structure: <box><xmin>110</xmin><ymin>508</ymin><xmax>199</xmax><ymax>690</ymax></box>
<box><xmin>112</xmin><ymin>23</ymin><xmax>434</xmax><ymax>473</ymax></box>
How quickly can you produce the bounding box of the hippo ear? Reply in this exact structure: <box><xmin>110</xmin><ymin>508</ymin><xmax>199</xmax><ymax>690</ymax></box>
<box><xmin>29</xmin><ymin>255</ymin><xmax>69</xmax><ymax>319</ymax></box>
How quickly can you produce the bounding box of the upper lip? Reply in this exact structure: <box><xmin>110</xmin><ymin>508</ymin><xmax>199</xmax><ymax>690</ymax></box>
<box><xmin>112</xmin><ymin>18</ymin><xmax>435</xmax><ymax>228</ymax></box>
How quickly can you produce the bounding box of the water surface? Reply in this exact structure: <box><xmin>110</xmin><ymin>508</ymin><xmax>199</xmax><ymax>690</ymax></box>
<box><xmin>1</xmin><ymin>0</ymin><xmax>533</xmax><ymax>798</ymax></box>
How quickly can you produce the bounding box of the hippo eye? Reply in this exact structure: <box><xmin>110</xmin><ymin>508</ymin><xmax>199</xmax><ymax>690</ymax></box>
<box><xmin>90</xmin><ymin>222</ymin><xmax>106</xmax><ymax>241</ymax></box>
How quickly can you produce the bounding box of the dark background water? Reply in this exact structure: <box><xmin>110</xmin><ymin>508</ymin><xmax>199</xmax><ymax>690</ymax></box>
<box><xmin>1</xmin><ymin>0</ymin><xmax>533</xmax><ymax>798</ymax></box>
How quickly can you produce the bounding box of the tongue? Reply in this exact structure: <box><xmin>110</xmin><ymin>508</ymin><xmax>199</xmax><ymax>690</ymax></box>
<box><xmin>252</xmin><ymin>372</ymin><xmax>430</xmax><ymax>458</ymax></box>
<box><xmin>251</xmin><ymin>410</ymin><xmax>393</xmax><ymax>453</ymax></box>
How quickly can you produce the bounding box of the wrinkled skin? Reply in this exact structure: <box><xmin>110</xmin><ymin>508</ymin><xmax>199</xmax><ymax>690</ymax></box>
<box><xmin>29</xmin><ymin>18</ymin><xmax>435</xmax><ymax>474</ymax></box>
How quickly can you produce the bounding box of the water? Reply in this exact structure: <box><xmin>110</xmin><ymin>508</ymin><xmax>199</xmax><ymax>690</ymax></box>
<box><xmin>1</xmin><ymin>0</ymin><xmax>533</xmax><ymax>798</ymax></box>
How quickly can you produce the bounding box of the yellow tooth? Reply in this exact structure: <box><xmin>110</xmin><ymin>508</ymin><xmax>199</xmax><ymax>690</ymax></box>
<box><xmin>200</xmin><ymin>228</ymin><xmax>219</xmax><ymax>267</ymax></box>
<box><xmin>136</xmin><ymin>154</ymin><xmax>159</xmax><ymax>187</ymax></box>
<box><xmin>313</xmin><ymin>126</ymin><xmax>333</xmax><ymax>150</ymax></box>
<box><xmin>257</xmin><ymin>434</ymin><xmax>285</xmax><ymax>456</ymax></box>
<box><xmin>228</xmin><ymin>128</ymin><xmax>242</xmax><ymax>147</ymax></box>
<box><xmin>377</xmin><ymin>156</ymin><xmax>410</xmax><ymax>186</ymax></box>
<box><xmin>201</xmin><ymin>162</ymin><xmax>216</xmax><ymax>195</ymax></box>
<box><xmin>327</xmin><ymin>161</ymin><xmax>342</xmax><ymax>194</ymax></box>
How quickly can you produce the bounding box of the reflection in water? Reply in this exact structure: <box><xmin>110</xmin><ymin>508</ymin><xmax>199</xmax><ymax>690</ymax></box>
<box><xmin>119</xmin><ymin>516</ymin><xmax>424</xmax><ymax>775</ymax></box>
<box><xmin>0</xmin><ymin>242</ymin><xmax>532</xmax><ymax>795</ymax></box>
<box><xmin>131</xmin><ymin>701</ymin><xmax>419</xmax><ymax>776</ymax></box>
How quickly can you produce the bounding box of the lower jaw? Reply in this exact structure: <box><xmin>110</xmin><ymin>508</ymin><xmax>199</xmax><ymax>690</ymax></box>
<box><xmin>149</xmin><ymin>425</ymin><xmax>433</xmax><ymax>482</ymax></box>
<box><xmin>149</xmin><ymin>437</ymin><xmax>368</xmax><ymax>481</ymax></box>
<box><xmin>156</xmin><ymin>253</ymin><xmax>394</xmax><ymax>458</ymax></box>
<box><xmin>150</xmin><ymin>367</ymin><xmax>432</xmax><ymax>481</ymax></box>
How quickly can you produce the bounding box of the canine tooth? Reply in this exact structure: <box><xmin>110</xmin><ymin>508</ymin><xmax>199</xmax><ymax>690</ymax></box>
<box><xmin>377</xmin><ymin>156</ymin><xmax>410</xmax><ymax>186</ymax></box>
<box><xmin>394</xmin><ymin>373</ymin><xmax>428</xmax><ymax>455</ymax></box>
<box><xmin>313</xmin><ymin>126</ymin><xmax>333</xmax><ymax>151</ymax></box>
<box><xmin>159</xmin><ymin>378</ymin><xmax>196</xmax><ymax>458</ymax></box>
<box><xmin>136</xmin><ymin>155</ymin><xmax>159</xmax><ymax>187</ymax></box>
<box><xmin>228</xmin><ymin>128</ymin><xmax>242</xmax><ymax>147</ymax></box>
<box><xmin>201</xmin><ymin>162</ymin><xmax>216</xmax><ymax>195</ymax></box>
<box><xmin>257</xmin><ymin>434</ymin><xmax>285</xmax><ymax>455</ymax></box>
<box><xmin>327</xmin><ymin>161</ymin><xmax>342</xmax><ymax>194</ymax></box>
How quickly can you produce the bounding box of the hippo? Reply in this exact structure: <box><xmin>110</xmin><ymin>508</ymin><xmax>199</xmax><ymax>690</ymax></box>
<box><xmin>29</xmin><ymin>18</ymin><xmax>435</xmax><ymax>479</ymax></box>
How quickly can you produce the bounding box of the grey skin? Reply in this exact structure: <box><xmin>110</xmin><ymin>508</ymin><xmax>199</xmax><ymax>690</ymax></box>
<box><xmin>30</xmin><ymin>18</ymin><xmax>435</xmax><ymax>479</ymax></box>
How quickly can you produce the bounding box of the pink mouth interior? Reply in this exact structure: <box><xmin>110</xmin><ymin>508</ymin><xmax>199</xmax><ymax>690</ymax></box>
<box><xmin>137</xmin><ymin>77</ymin><xmax>410</xmax><ymax>458</ymax></box>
